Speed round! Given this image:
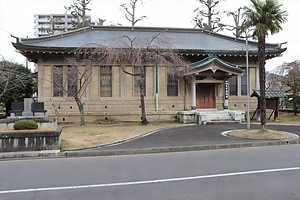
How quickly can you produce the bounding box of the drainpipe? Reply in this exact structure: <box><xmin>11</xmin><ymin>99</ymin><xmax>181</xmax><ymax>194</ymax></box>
<box><xmin>184</xmin><ymin>79</ymin><xmax>187</xmax><ymax>110</ymax></box>
<box><xmin>154</xmin><ymin>65</ymin><xmax>159</xmax><ymax>112</ymax></box>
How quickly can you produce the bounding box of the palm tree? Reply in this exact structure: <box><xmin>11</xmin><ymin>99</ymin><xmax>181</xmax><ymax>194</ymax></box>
<box><xmin>243</xmin><ymin>0</ymin><xmax>287</xmax><ymax>131</ymax></box>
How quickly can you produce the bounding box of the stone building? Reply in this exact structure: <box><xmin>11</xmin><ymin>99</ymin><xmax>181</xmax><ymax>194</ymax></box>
<box><xmin>12</xmin><ymin>26</ymin><xmax>286</xmax><ymax>123</ymax></box>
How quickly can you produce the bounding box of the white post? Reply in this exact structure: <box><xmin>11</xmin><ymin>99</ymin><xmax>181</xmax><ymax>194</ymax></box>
<box><xmin>246</xmin><ymin>37</ymin><xmax>250</xmax><ymax>130</ymax></box>
<box><xmin>224</xmin><ymin>80</ymin><xmax>229</xmax><ymax>109</ymax></box>
<box><xmin>191</xmin><ymin>79</ymin><xmax>196</xmax><ymax>110</ymax></box>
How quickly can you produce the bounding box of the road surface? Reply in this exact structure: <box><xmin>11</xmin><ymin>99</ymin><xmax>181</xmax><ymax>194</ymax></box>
<box><xmin>1</xmin><ymin>144</ymin><xmax>300</xmax><ymax>200</ymax></box>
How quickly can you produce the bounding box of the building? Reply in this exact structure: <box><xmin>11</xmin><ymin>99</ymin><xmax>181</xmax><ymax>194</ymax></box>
<box><xmin>34</xmin><ymin>14</ymin><xmax>92</xmax><ymax>37</ymax></box>
<box><xmin>12</xmin><ymin>26</ymin><xmax>286</xmax><ymax>123</ymax></box>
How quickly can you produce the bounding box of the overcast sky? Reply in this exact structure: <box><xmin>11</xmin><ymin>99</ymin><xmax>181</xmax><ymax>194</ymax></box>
<box><xmin>0</xmin><ymin>0</ymin><xmax>299</xmax><ymax>71</ymax></box>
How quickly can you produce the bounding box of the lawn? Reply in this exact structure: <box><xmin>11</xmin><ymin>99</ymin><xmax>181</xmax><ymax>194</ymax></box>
<box><xmin>269</xmin><ymin>112</ymin><xmax>300</xmax><ymax>124</ymax></box>
<box><xmin>60</xmin><ymin>122</ymin><xmax>183</xmax><ymax>150</ymax></box>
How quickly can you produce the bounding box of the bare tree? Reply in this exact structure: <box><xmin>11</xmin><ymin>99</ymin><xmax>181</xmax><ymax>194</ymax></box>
<box><xmin>51</xmin><ymin>55</ymin><xmax>94</xmax><ymax>125</ymax></box>
<box><xmin>193</xmin><ymin>0</ymin><xmax>223</xmax><ymax>32</ymax></box>
<box><xmin>92</xmin><ymin>33</ymin><xmax>187</xmax><ymax>124</ymax></box>
<box><xmin>65</xmin><ymin>0</ymin><xmax>92</xmax><ymax>29</ymax></box>
<box><xmin>121</xmin><ymin>0</ymin><xmax>147</xmax><ymax>26</ymax></box>
<box><xmin>275</xmin><ymin>60</ymin><xmax>300</xmax><ymax>115</ymax></box>
<box><xmin>265</xmin><ymin>72</ymin><xmax>285</xmax><ymax>91</ymax></box>
<box><xmin>0</xmin><ymin>57</ymin><xmax>32</xmax><ymax>99</ymax></box>
<box><xmin>221</xmin><ymin>7</ymin><xmax>246</xmax><ymax>38</ymax></box>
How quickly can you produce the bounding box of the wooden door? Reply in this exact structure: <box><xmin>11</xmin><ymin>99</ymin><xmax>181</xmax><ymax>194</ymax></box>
<box><xmin>196</xmin><ymin>83</ymin><xmax>215</xmax><ymax>109</ymax></box>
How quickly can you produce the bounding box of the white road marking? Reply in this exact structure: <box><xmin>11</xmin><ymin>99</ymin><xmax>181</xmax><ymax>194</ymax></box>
<box><xmin>1</xmin><ymin>167</ymin><xmax>300</xmax><ymax>194</ymax></box>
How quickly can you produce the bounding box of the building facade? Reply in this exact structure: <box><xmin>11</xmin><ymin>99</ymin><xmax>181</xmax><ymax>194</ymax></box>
<box><xmin>13</xmin><ymin>26</ymin><xmax>286</xmax><ymax>123</ymax></box>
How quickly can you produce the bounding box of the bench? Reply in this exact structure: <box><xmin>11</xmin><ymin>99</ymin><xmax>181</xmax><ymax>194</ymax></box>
<box><xmin>9</xmin><ymin>102</ymin><xmax>24</xmax><ymax>116</ymax></box>
<box><xmin>31</xmin><ymin>102</ymin><xmax>47</xmax><ymax>116</ymax></box>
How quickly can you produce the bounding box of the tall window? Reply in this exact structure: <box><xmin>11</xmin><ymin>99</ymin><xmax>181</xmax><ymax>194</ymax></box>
<box><xmin>53</xmin><ymin>66</ymin><xmax>63</xmax><ymax>97</ymax></box>
<box><xmin>241</xmin><ymin>68</ymin><xmax>247</xmax><ymax>95</ymax></box>
<box><xmin>134</xmin><ymin>66</ymin><xmax>146</xmax><ymax>97</ymax></box>
<box><xmin>67</xmin><ymin>66</ymin><xmax>78</xmax><ymax>97</ymax></box>
<box><xmin>228</xmin><ymin>76</ymin><xmax>237</xmax><ymax>95</ymax></box>
<box><xmin>167</xmin><ymin>67</ymin><xmax>179</xmax><ymax>96</ymax></box>
<box><xmin>100</xmin><ymin>66</ymin><xmax>112</xmax><ymax>97</ymax></box>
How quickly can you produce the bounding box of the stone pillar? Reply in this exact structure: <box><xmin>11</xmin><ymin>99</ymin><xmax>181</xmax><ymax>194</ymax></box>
<box><xmin>22</xmin><ymin>98</ymin><xmax>33</xmax><ymax>116</ymax></box>
<box><xmin>191</xmin><ymin>79</ymin><xmax>196</xmax><ymax>110</ymax></box>
<box><xmin>224</xmin><ymin>80</ymin><xmax>229</xmax><ymax>109</ymax></box>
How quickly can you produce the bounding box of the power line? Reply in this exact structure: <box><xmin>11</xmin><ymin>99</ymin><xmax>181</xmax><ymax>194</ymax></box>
<box><xmin>0</xmin><ymin>26</ymin><xmax>12</xmax><ymax>36</ymax></box>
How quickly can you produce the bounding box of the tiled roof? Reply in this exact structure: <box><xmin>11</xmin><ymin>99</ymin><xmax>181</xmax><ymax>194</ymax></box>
<box><xmin>189</xmin><ymin>56</ymin><xmax>244</xmax><ymax>74</ymax></box>
<box><xmin>12</xmin><ymin>26</ymin><xmax>286</xmax><ymax>56</ymax></box>
<box><xmin>251</xmin><ymin>90</ymin><xmax>287</xmax><ymax>98</ymax></box>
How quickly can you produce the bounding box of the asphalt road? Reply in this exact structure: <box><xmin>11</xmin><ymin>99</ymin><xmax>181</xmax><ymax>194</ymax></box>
<box><xmin>97</xmin><ymin>123</ymin><xmax>300</xmax><ymax>150</ymax></box>
<box><xmin>1</xmin><ymin>144</ymin><xmax>300</xmax><ymax>200</ymax></box>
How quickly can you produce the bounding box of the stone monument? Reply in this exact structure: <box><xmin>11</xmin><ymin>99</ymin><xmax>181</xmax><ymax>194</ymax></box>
<box><xmin>22</xmin><ymin>98</ymin><xmax>34</xmax><ymax>117</ymax></box>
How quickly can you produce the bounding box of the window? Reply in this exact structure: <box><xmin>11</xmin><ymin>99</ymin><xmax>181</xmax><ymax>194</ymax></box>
<box><xmin>241</xmin><ymin>68</ymin><xmax>247</xmax><ymax>95</ymax></box>
<box><xmin>134</xmin><ymin>66</ymin><xmax>146</xmax><ymax>97</ymax></box>
<box><xmin>53</xmin><ymin>65</ymin><xmax>78</xmax><ymax>97</ymax></box>
<box><xmin>53</xmin><ymin>66</ymin><xmax>63</xmax><ymax>97</ymax></box>
<box><xmin>100</xmin><ymin>66</ymin><xmax>112</xmax><ymax>97</ymax></box>
<box><xmin>67</xmin><ymin>66</ymin><xmax>78</xmax><ymax>97</ymax></box>
<box><xmin>228</xmin><ymin>76</ymin><xmax>237</xmax><ymax>95</ymax></box>
<box><xmin>167</xmin><ymin>67</ymin><xmax>179</xmax><ymax>96</ymax></box>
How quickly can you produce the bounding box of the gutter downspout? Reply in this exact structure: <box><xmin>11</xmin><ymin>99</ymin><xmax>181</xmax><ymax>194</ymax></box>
<box><xmin>154</xmin><ymin>65</ymin><xmax>159</xmax><ymax>112</ymax></box>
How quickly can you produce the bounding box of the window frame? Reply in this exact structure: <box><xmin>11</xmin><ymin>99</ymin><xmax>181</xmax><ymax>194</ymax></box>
<box><xmin>228</xmin><ymin>75</ymin><xmax>238</xmax><ymax>96</ymax></box>
<box><xmin>166</xmin><ymin>67</ymin><xmax>179</xmax><ymax>97</ymax></box>
<box><xmin>66</xmin><ymin>65</ymin><xmax>78</xmax><ymax>97</ymax></box>
<box><xmin>52</xmin><ymin>66</ymin><xmax>64</xmax><ymax>97</ymax></box>
<box><xmin>241</xmin><ymin>68</ymin><xmax>247</xmax><ymax>96</ymax></box>
<box><xmin>99</xmin><ymin>66</ymin><xmax>112</xmax><ymax>97</ymax></box>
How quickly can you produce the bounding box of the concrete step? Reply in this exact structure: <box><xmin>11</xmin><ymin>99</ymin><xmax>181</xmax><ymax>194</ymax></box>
<box><xmin>208</xmin><ymin>114</ymin><xmax>232</xmax><ymax>118</ymax></box>
<box><xmin>206</xmin><ymin>112</ymin><xmax>235</xmax><ymax>123</ymax></box>
<box><xmin>211</xmin><ymin>117</ymin><xmax>234</xmax><ymax>121</ymax></box>
<box><xmin>207</xmin><ymin>120</ymin><xmax>239</xmax><ymax>124</ymax></box>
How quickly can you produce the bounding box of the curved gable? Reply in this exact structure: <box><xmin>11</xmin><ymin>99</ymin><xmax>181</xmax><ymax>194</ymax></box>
<box><xmin>186</xmin><ymin>56</ymin><xmax>244</xmax><ymax>76</ymax></box>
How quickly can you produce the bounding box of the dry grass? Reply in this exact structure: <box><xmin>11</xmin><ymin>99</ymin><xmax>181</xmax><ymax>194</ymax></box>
<box><xmin>60</xmin><ymin>122</ymin><xmax>182</xmax><ymax>150</ymax></box>
<box><xmin>227</xmin><ymin>129</ymin><xmax>292</xmax><ymax>140</ymax></box>
<box><xmin>269</xmin><ymin>113</ymin><xmax>300</xmax><ymax>124</ymax></box>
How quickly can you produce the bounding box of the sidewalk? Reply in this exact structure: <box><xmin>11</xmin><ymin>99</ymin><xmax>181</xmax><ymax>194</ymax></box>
<box><xmin>1</xmin><ymin>123</ymin><xmax>300</xmax><ymax>159</ymax></box>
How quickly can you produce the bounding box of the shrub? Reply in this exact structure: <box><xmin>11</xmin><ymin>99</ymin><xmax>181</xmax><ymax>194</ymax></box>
<box><xmin>13</xmin><ymin>120</ymin><xmax>38</xmax><ymax>130</ymax></box>
<box><xmin>94</xmin><ymin>117</ymin><xmax>116</xmax><ymax>124</ymax></box>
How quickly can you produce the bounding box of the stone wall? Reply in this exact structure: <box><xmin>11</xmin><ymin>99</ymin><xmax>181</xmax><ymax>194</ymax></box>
<box><xmin>0</xmin><ymin>127</ymin><xmax>61</xmax><ymax>152</ymax></box>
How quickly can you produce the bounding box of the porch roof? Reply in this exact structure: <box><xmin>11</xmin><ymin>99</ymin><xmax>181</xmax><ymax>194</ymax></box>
<box><xmin>186</xmin><ymin>56</ymin><xmax>244</xmax><ymax>76</ymax></box>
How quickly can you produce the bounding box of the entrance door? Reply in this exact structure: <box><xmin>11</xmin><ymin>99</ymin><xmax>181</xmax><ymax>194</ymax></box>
<box><xmin>196</xmin><ymin>83</ymin><xmax>215</xmax><ymax>109</ymax></box>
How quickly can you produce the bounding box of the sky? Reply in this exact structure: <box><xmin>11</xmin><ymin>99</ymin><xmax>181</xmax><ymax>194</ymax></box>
<box><xmin>0</xmin><ymin>0</ymin><xmax>299</xmax><ymax>71</ymax></box>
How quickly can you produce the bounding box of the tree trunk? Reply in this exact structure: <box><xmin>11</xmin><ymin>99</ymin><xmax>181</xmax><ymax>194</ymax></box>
<box><xmin>258</xmin><ymin>36</ymin><xmax>267</xmax><ymax>131</ymax></box>
<box><xmin>140</xmin><ymin>76</ymin><xmax>149</xmax><ymax>125</ymax></box>
<box><xmin>293</xmin><ymin>91</ymin><xmax>298</xmax><ymax>116</ymax></box>
<box><xmin>208</xmin><ymin>6</ymin><xmax>212</xmax><ymax>31</ymax></box>
<box><xmin>75</xmin><ymin>97</ymin><xmax>85</xmax><ymax>126</ymax></box>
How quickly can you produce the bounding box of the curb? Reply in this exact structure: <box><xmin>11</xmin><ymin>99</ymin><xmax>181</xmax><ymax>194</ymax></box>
<box><xmin>64</xmin><ymin>139</ymin><xmax>300</xmax><ymax>158</ymax></box>
<box><xmin>1</xmin><ymin>139</ymin><xmax>300</xmax><ymax>160</ymax></box>
<box><xmin>0</xmin><ymin>150</ymin><xmax>63</xmax><ymax>160</ymax></box>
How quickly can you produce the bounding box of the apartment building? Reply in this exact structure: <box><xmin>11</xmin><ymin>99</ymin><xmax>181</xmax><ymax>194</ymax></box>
<box><xmin>34</xmin><ymin>14</ymin><xmax>92</xmax><ymax>37</ymax></box>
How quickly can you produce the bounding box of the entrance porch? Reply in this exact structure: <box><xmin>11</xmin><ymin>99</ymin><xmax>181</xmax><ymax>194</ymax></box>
<box><xmin>187</xmin><ymin>56</ymin><xmax>245</xmax><ymax>111</ymax></box>
<box><xmin>180</xmin><ymin>56</ymin><xmax>245</xmax><ymax>124</ymax></box>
